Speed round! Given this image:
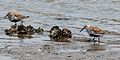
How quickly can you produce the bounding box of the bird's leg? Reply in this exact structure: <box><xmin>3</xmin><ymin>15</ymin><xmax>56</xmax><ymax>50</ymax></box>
<box><xmin>14</xmin><ymin>22</ymin><xmax>18</xmax><ymax>30</ymax></box>
<box><xmin>20</xmin><ymin>20</ymin><xmax>23</xmax><ymax>25</ymax></box>
<box><xmin>93</xmin><ymin>37</ymin><xmax>95</xmax><ymax>45</ymax></box>
<box><xmin>15</xmin><ymin>22</ymin><xmax>17</xmax><ymax>26</ymax></box>
<box><xmin>98</xmin><ymin>37</ymin><xmax>100</xmax><ymax>44</ymax></box>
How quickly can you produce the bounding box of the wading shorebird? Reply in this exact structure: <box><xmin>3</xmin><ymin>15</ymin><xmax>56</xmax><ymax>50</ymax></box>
<box><xmin>4</xmin><ymin>10</ymin><xmax>29</xmax><ymax>25</ymax></box>
<box><xmin>80</xmin><ymin>25</ymin><xmax>105</xmax><ymax>45</ymax></box>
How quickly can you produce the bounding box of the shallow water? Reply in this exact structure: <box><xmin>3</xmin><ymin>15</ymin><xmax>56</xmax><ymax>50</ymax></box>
<box><xmin>0</xmin><ymin>56</ymin><xmax>14</xmax><ymax>60</ymax></box>
<box><xmin>0</xmin><ymin>0</ymin><xmax>120</xmax><ymax>60</ymax></box>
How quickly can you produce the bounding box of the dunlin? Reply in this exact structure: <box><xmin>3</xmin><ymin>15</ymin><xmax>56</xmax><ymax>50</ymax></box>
<box><xmin>80</xmin><ymin>25</ymin><xmax>105</xmax><ymax>44</ymax></box>
<box><xmin>4</xmin><ymin>10</ymin><xmax>29</xmax><ymax>25</ymax></box>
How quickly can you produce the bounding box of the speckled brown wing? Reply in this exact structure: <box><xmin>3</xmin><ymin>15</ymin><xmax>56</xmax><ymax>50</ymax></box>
<box><xmin>90</xmin><ymin>26</ymin><xmax>104</xmax><ymax>34</ymax></box>
<box><xmin>13</xmin><ymin>11</ymin><xmax>29</xmax><ymax>19</ymax></box>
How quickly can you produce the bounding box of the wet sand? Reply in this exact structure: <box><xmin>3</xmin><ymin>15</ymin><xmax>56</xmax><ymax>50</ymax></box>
<box><xmin>0</xmin><ymin>37</ymin><xmax>120</xmax><ymax>60</ymax></box>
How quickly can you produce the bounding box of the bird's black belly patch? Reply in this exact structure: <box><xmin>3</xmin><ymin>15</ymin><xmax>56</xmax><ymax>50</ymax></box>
<box><xmin>89</xmin><ymin>34</ymin><xmax>100</xmax><ymax>37</ymax></box>
<box><xmin>11</xmin><ymin>20</ymin><xmax>20</xmax><ymax>22</ymax></box>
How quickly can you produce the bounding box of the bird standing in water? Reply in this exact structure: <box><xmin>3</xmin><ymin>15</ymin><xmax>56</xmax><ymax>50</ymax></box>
<box><xmin>4</xmin><ymin>10</ymin><xmax>29</xmax><ymax>25</ymax></box>
<box><xmin>80</xmin><ymin>25</ymin><xmax>105</xmax><ymax>45</ymax></box>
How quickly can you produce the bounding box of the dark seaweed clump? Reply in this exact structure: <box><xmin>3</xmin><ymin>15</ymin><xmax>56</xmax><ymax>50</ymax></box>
<box><xmin>5</xmin><ymin>25</ymin><xmax>44</xmax><ymax>38</ymax></box>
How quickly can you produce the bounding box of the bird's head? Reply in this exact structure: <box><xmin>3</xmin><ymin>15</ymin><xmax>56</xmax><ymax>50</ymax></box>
<box><xmin>4</xmin><ymin>11</ymin><xmax>11</xmax><ymax>19</ymax></box>
<box><xmin>80</xmin><ymin>25</ymin><xmax>89</xmax><ymax>32</ymax></box>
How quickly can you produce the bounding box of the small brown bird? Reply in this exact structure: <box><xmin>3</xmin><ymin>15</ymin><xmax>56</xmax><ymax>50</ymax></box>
<box><xmin>80</xmin><ymin>25</ymin><xmax>105</xmax><ymax>45</ymax></box>
<box><xmin>4</xmin><ymin>10</ymin><xmax>29</xmax><ymax>25</ymax></box>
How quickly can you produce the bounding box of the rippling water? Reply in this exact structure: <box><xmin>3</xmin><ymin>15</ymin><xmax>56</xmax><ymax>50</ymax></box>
<box><xmin>0</xmin><ymin>0</ymin><xmax>120</xmax><ymax>41</ymax></box>
<box><xmin>0</xmin><ymin>0</ymin><xmax>120</xmax><ymax>60</ymax></box>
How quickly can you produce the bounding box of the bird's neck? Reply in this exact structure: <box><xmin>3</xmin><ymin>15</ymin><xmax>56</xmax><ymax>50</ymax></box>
<box><xmin>86</xmin><ymin>28</ymin><xmax>94</xmax><ymax>34</ymax></box>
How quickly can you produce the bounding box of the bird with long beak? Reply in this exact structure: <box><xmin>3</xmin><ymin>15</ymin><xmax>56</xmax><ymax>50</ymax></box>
<box><xmin>80</xmin><ymin>25</ymin><xmax>105</xmax><ymax>45</ymax></box>
<box><xmin>4</xmin><ymin>10</ymin><xmax>29</xmax><ymax>25</ymax></box>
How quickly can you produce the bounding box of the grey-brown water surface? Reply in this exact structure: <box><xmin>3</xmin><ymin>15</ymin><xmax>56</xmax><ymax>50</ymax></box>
<box><xmin>0</xmin><ymin>0</ymin><xmax>120</xmax><ymax>60</ymax></box>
